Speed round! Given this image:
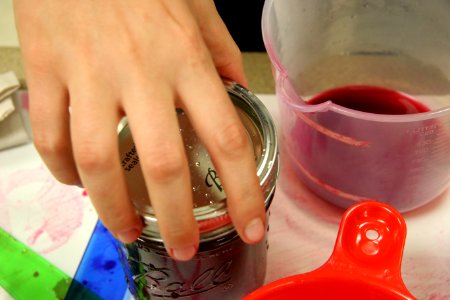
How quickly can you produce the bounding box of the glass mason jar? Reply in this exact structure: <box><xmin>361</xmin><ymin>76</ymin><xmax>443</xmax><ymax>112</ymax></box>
<box><xmin>117</xmin><ymin>82</ymin><xmax>279</xmax><ymax>299</ymax></box>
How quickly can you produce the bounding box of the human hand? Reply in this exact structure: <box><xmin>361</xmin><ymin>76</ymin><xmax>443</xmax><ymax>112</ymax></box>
<box><xmin>14</xmin><ymin>0</ymin><xmax>266</xmax><ymax>261</ymax></box>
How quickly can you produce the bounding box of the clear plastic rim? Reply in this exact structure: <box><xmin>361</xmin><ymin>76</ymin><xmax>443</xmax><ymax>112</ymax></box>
<box><xmin>279</xmin><ymin>75</ymin><xmax>450</xmax><ymax>123</ymax></box>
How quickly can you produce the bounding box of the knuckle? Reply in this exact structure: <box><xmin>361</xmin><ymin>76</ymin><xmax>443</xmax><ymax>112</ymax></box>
<box><xmin>214</xmin><ymin>122</ymin><xmax>249</xmax><ymax>157</ymax></box>
<box><xmin>140</xmin><ymin>146</ymin><xmax>186</xmax><ymax>181</ymax></box>
<box><xmin>23</xmin><ymin>43</ymin><xmax>53</xmax><ymax>71</ymax></box>
<box><xmin>178</xmin><ymin>26</ymin><xmax>202</xmax><ymax>51</ymax></box>
<box><xmin>74</xmin><ymin>142</ymin><xmax>112</xmax><ymax>173</ymax></box>
<box><xmin>185</xmin><ymin>33</ymin><xmax>203</xmax><ymax>54</ymax></box>
<box><xmin>178</xmin><ymin>28</ymin><xmax>209</xmax><ymax>66</ymax></box>
<box><xmin>33</xmin><ymin>133</ymin><xmax>69</xmax><ymax>158</ymax></box>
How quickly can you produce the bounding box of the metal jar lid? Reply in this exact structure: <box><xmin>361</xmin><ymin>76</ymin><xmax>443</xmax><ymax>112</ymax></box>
<box><xmin>118</xmin><ymin>81</ymin><xmax>279</xmax><ymax>242</ymax></box>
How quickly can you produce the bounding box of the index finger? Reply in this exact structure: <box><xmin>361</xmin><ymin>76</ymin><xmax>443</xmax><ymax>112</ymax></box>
<box><xmin>122</xmin><ymin>82</ymin><xmax>200</xmax><ymax>261</ymax></box>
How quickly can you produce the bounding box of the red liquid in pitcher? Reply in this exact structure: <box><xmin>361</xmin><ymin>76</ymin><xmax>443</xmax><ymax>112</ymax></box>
<box><xmin>308</xmin><ymin>85</ymin><xmax>430</xmax><ymax>114</ymax></box>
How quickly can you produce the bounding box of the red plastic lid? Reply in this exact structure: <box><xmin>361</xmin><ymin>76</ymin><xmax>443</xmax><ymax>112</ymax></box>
<box><xmin>244</xmin><ymin>201</ymin><xmax>416</xmax><ymax>300</ymax></box>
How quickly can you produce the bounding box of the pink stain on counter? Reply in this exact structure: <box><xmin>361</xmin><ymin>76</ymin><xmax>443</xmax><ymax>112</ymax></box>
<box><xmin>0</xmin><ymin>165</ymin><xmax>86</xmax><ymax>254</ymax></box>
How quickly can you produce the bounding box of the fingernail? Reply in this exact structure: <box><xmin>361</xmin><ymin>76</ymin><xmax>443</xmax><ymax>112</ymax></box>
<box><xmin>245</xmin><ymin>218</ymin><xmax>264</xmax><ymax>243</ymax></box>
<box><xmin>169</xmin><ymin>245</ymin><xmax>197</xmax><ymax>261</ymax></box>
<box><xmin>117</xmin><ymin>228</ymin><xmax>141</xmax><ymax>243</ymax></box>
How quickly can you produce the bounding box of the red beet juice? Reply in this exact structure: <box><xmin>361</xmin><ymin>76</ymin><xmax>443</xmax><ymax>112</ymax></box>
<box><xmin>283</xmin><ymin>84</ymin><xmax>449</xmax><ymax>213</ymax></box>
<box><xmin>307</xmin><ymin>85</ymin><xmax>430</xmax><ymax>114</ymax></box>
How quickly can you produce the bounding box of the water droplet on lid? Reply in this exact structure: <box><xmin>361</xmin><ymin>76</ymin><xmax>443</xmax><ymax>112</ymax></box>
<box><xmin>195</xmin><ymin>162</ymin><xmax>200</xmax><ymax>167</ymax></box>
<box><xmin>193</xmin><ymin>185</ymin><xmax>202</xmax><ymax>193</ymax></box>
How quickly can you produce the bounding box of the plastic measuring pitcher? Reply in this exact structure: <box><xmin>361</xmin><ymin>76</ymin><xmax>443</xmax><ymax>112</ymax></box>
<box><xmin>262</xmin><ymin>0</ymin><xmax>450</xmax><ymax>212</ymax></box>
<box><xmin>244</xmin><ymin>201</ymin><xmax>415</xmax><ymax>299</ymax></box>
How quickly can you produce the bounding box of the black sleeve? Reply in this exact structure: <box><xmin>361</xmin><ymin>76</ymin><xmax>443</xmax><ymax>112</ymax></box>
<box><xmin>214</xmin><ymin>0</ymin><xmax>266</xmax><ymax>52</ymax></box>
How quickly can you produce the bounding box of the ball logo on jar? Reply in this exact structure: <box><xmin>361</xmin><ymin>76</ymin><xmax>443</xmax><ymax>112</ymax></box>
<box><xmin>133</xmin><ymin>259</ymin><xmax>233</xmax><ymax>298</ymax></box>
<box><xmin>205</xmin><ymin>167</ymin><xmax>223</xmax><ymax>192</ymax></box>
